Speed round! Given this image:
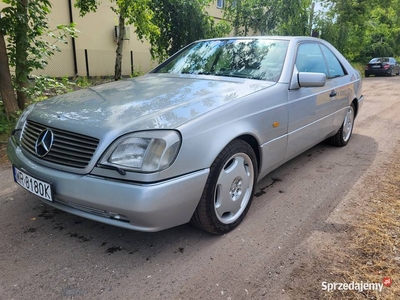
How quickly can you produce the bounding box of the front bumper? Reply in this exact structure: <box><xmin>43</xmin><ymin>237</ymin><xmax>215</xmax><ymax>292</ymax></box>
<box><xmin>7</xmin><ymin>139</ymin><xmax>209</xmax><ymax>232</ymax></box>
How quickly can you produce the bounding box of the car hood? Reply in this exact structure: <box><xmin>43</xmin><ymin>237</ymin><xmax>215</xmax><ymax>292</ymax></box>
<box><xmin>29</xmin><ymin>74</ymin><xmax>273</xmax><ymax>139</ymax></box>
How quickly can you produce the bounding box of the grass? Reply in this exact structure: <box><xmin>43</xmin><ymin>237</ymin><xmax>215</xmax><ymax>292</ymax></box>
<box><xmin>288</xmin><ymin>144</ymin><xmax>400</xmax><ymax>299</ymax></box>
<box><xmin>330</xmin><ymin>157</ymin><xmax>400</xmax><ymax>299</ymax></box>
<box><xmin>0</xmin><ymin>132</ymin><xmax>9</xmax><ymax>141</ymax></box>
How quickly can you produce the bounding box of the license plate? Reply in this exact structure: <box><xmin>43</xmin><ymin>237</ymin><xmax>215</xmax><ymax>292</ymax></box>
<box><xmin>372</xmin><ymin>65</ymin><xmax>380</xmax><ymax>68</ymax></box>
<box><xmin>13</xmin><ymin>167</ymin><xmax>53</xmax><ymax>202</ymax></box>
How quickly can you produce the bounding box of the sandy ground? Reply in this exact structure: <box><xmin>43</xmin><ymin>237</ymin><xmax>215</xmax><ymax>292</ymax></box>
<box><xmin>0</xmin><ymin>76</ymin><xmax>399</xmax><ymax>299</ymax></box>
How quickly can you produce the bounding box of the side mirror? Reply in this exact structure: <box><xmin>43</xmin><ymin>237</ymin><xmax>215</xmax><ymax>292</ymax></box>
<box><xmin>298</xmin><ymin>72</ymin><xmax>326</xmax><ymax>87</ymax></box>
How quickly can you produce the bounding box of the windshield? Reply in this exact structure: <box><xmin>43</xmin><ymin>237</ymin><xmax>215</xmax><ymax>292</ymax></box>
<box><xmin>153</xmin><ymin>39</ymin><xmax>289</xmax><ymax>82</ymax></box>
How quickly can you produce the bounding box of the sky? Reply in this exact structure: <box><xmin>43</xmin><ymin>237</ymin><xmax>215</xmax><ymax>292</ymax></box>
<box><xmin>314</xmin><ymin>1</ymin><xmax>329</xmax><ymax>13</ymax></box>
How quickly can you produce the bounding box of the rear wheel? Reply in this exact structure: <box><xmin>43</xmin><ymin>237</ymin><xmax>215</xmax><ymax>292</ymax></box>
<box><xmin>328</xmin><ymin>103</ymin><xmax>355</xmax><ymax>147</ymax></box>
<box><xmin>191</xmin><ymin>140</ymin><xmax>258</xmax><ymax>234</ymax></box>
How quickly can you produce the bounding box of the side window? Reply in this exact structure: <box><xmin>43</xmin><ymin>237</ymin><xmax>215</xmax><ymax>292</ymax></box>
<box><xmin>320</xmin><ymin>44</ymin><xmax>346</xmax><ymax>78</ymax></box>
<box><xmin>295</xmin><ymin>43</ymin><xmax>328</xmax><ymax>76</ymax></box>
<box><xmin>217</xmin><ymin>0</ymin><xmax>224</xmax><ymax>8</ymax></box>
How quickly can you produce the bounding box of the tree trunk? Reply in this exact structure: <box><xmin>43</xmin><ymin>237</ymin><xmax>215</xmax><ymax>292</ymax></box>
<box><xmin>308</xmin><ymin>2</ymin><xmax>315</xmax><ymax>36</ymax></box>
<box><xmin>114</xmin><ymin>13</ymin><xmax>125</xmax><ymax>81</ymax></box>
<box><xmin>15</xmin><ymin>0</ymin><xmax>30</xmax><ymax>109</ymax></box>
<box><xmin>0</xmin><ymin>29</ymin><xmax>18</xmax><ymax>116</ymax></box>
<box><xmin>234</xmin><ymin>17</ymin><xmax>239</xmax><ymax>36</ymax></box>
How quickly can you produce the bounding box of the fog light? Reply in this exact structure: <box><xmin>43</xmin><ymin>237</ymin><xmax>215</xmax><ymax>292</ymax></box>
<box><xmin>109</xmin><ymin>212</ymin><xmax>129</xmax><ymax>222</ymax></box>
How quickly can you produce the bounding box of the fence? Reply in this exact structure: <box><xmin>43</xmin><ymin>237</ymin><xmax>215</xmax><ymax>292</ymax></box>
<box><xmin>32</xmin><ymin>48</ymin><xmax>155</xmax><ymax>78</ymax></box>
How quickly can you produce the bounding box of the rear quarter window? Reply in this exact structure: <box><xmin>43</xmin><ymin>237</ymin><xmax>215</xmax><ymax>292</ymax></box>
<box><xmin>320</xmin><ymin>44</ymin><xmax>346</xmax><ymax>78</ymax></box>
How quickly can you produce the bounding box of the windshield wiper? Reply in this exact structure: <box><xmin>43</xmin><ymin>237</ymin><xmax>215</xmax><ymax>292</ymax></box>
<box><xmin>214</xmin><ymin>73</ymin><xmax>245</xmax><ymax>79</ymax></box>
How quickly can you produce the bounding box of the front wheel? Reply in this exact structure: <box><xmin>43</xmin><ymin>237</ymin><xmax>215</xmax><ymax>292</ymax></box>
<box><xmin>328</xmin><ymin>103</ymin><xmax>355</xmax><ymax>147</ymax></box>
<box><xmin>191</xmin><ymin>140</ymin><xmax>258</xmax><ymax>234</ymax></box>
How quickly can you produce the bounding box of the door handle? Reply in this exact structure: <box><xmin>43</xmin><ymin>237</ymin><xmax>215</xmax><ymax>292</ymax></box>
<box><xmin>329</xmin><ymin>90</ymin><xmax>337</xmax><ymax>97</ymax></box>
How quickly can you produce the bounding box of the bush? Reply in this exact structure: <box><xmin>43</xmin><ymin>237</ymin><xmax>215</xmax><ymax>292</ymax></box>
<box><xmin>0</xmin><ymin>100</ymin><xmax>18</xmax><ymax>138</ymax></box>
<box><xmin>27</xmin><ymin>75</ymin><xmax>75</xmax><ymax>102</ymax></box>
<box><xmin>351</xmin><ymin>62</ymin><xmax>366</xmax><ymax>77</ymax></box>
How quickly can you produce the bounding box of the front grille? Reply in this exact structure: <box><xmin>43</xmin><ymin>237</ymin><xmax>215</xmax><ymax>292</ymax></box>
<box><xmin>20</xmin><ymin>120</ymin><xmax>99</xmax><ymax>168</ymax></box>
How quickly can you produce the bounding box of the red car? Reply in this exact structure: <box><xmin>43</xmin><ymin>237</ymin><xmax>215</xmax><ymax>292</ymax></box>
<box><xmin>365</xmin><ymin>57</ymin><xmax>400</xmax><ymax>77</ymax></box>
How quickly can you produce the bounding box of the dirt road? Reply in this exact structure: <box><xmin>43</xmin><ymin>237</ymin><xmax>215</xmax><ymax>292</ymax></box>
<box><xmin>0</xmin><ymin>77</ymin><xmax>399</xmax><ymax>300</ymax></box>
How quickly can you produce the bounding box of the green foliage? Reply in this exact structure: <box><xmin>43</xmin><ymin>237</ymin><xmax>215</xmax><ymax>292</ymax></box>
<box><xmin>149</xmin><ymin>0</ymin><xmax>231</xmax><ymax>61</ymax></box>
<box><xmin>131</xmin><ymin>67</ymin><xmax>144</xmax><ymax>77</ymax></box>
<box><xmin>0</xmin><ymin>0</ymin><xmax>78</xmax><ymax>111</ymax></box>
<box><xmin>1</xmin><ymin>1</ymin><xmax>78</xmax><ymax>73</ymax></box>
<box><xmin>0</xmin><ymin>100</ymin><xmax>17</xmax><ymax>135</ymax></box>
<box><xmin>223</xmin><ymin>0</ymin><xmax>262</xmax><ymax>35</ymax></box>
<box><xmin>75</xmin><ymin>76</ymin><xmax>91</xmax><ymax>88</ymax></box>
<box><xmin>274</xmin><ymin>0</ymin><xmax>312</xmax><ymax>36</ymax></box>
<box><xmin>75</xmin><ymin>0</ymin><xmax>100</xmax><ymax>14</ymax></box>
<box><xmin>76</xmin><ymin>0</ymin><xmax>159</xmax><ymax>80</ymax></box>
<box><xmin>26</xmin><ymin>76</ymin><xmax>75</xmax><ymax>102</ymax></box>
<box><xmin>350</xmin><ymin>62</ymin><xmax>366</xmax><ymax>77</ymax></box>
<box><xmin>75</xmin><ymin>0</ymin><xmax>231</xmax><ymax>68</ymax></box>
<box><xmin>315</xmin><ymin>0</ymin><xmax>400</xmax><ymax>62</ymax></box>
<box><xmin>223</xmin><ymin>0</ymin><xmax>311</xmax><ymax>36</ymax></box>
<box><xmin>76</xmin><ymin>0</ymin><xmax>159</xmax><ymax>42</ymax></box>
<box><xmin>75</xmin><ymin>0</ymin><xmax>229</xmax><ymax>62</ymax></box>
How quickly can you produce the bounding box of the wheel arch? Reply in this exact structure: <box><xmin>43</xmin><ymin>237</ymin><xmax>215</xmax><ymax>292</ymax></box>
<box><xmin>234</xmin><ymin>134</ymin><xmax>261</xmax><ymax>174</ymax></box>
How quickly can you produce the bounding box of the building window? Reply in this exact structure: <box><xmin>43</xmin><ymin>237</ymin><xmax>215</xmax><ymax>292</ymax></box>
<box><xmin>217</xmin><ymin>0</ymin><xmax>224</xmax><ymax>9</ymax></box>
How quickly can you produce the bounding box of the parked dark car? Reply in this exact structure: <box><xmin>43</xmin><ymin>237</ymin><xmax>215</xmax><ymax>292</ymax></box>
<box><xmin>365</xmin><ymin>57</ymin><xmax>400</xmax><ymax>77</ymax></box>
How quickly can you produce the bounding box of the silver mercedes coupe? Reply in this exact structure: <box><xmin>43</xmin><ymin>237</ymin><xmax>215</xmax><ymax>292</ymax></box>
<box><xmin>7</xmin><ymin>36</ymin><xmax>363</xmax><ymax>234</ymax></box>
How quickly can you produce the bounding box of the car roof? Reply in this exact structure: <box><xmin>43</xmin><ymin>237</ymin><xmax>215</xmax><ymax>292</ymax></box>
<box><xmin>195</xmin><ymin>36</ymin><xmax>323</xmax><ymax>43</ymax></box>
<box><xmin>371</xmin><ymin>57</ymin><xmax>393</xmax><ymax>59</ymax></box>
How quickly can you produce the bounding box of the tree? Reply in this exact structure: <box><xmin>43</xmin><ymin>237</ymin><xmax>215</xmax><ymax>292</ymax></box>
<box><xmin>315</xmin><ymin>0</ymin><xmax>400</xmax><ymax>62</ymax></box>
<box><xmin>223</xmin><ymin>0</ymin><xmax>264</xmax><ymax>35</ymax></box>
<box><xmin>14</xmin><ymin>0</ymin><xmax>29</xmax><ymax>109</ymax></box>
<box><xmin>76</xmin><ymin>0</ymin><xmax>159</xmax><ymax>80</ymax></box>
<box><xmin>223</xmin><ymin>0</ymin><xmax>311</xmax><ymax>36</ymax></box>
<box><xmin>0</xmin><ymin>0</ymin><xmax>77</xmax><ymax>114</ymax></box>
<box><xmin>76</xmin><ymin>0</ymin><xmax>227</xmax><ymax>77</ymax></box>
<box><xmin>149</xmin><ymin>0</ymin><xmax>231</xmax><ymax>61</ymax></box>
<box><xmin>273</xmin><ymin>0</ymin><xmax>312</xmax><ymax>36</ymax></box>
<box><xmin>0</xmin><ymin>15</ymin><xmax>18</xmax><ymax>116</ymax></box>
<box><xmin>358</xmin><ymin>5</ymin><xmax>400</xmax><ymax>60</ymax></box>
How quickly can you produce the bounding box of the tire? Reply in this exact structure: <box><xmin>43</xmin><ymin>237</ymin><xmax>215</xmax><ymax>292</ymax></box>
<box><xmin>190</xmin><ymin>140</ymin><xmax>258</xmax><ymax>234</ymax></box>
<box><xmin>328</xmin><ymin>103</ymin><xmax>355</xmax><ymax>147</ymax></box>
<box><xmin>364</xmin><ymin>72</ymin><xmax>369</xmax><ymax>78</ymax></box>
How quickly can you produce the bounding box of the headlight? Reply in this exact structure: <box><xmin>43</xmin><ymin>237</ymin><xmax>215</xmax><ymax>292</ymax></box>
<box><xmin>100</xmin><ymin>130</ymin><xmax>181</xmax><ymax>173</ymax></box>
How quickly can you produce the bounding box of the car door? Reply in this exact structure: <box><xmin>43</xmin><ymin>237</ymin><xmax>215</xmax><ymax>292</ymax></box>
<box><xmin>285</xmin><ymin>42</ymin><xmax>348</xmax><ymax>161</ymax></box>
